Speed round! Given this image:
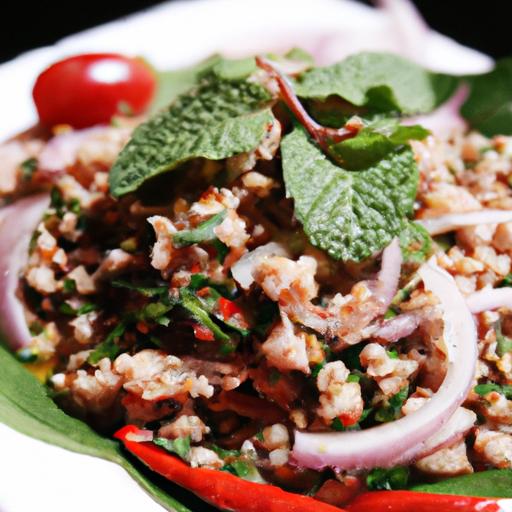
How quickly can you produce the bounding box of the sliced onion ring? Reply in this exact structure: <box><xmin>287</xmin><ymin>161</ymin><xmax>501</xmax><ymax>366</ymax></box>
<box><xmin>466</xmin><ymin>287</ymin><xmax>512</xmax><ymax>314</ymax></box>
<box><xmin>0</xmin><ymin>194</ymin><xmax>50</xmax><ymax>349</ymax></box>
<box><xmin>417</xmin><ymin>209</ymin><xmax>512</xmax><ymax>236</ymax></box>
<box><xmin>291</xmin><ymin>260</ymin><xmax>477</xmax><ymax>471</ymax></box>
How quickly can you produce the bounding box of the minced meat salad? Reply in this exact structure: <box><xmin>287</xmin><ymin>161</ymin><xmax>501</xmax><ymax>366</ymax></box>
<box><xmin>3</xmin><ymin>45</ymin><xmax>512</xmax><ymax>511</ymax></box>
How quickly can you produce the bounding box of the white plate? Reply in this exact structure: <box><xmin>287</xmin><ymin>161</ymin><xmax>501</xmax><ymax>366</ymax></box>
<box><xmin>0</xmin><ymin>1</ymin><xmax>493</xmax><ymax>511</ymax></box>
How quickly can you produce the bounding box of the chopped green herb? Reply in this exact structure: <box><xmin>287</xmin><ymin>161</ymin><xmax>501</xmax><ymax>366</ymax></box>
<box><xmin>179</xmin><ymin>288</ymin><xmax>231</xmax><ymax>342</ymax></box>
<box><xmin>367</xmin><ymin>466</ymin><xmax>409</xmax><ymax>491</ymax></box>
<box><xmin>375</xmin><ymin>386</ymin><xmax>409</xmax><ymax>423</ymax></box>
<box><xmin>173</xmin><ymin>210</ymin><xmax>227</xmax><ymax>248</ymax></box>
<box><xmin>63</xmin><ymin>278</ymin><xmax>77</xmax><ymax>293</ymax></box>
<box><xmin>88</xmin><ymin>322</ymin><xmax>127</xmax><ymax>364</ymax></box>
<box><xmin>153</xmin><ymin>436</ymin><xmax>191</xmax><ymax>461</ymax></box>
<box><xmin>120</xmin><ymin>237</ymin><xmax>138</xmax><ymax>253</ymax></box>
<box><xmin>311</xmin><ymin>362</ymin><xmax>325</xmax><ymax>379</ymax></box>
<box><xmin>346</xmin><ymin>373</ymin><xmax>361</xmax><ymax>382</ymax></box>
<box><xmin>268</xmin><ymin>368</ymin><xmax>281</xmax><ymax>385</ymax></box>
<box><xmin>111</xmin><ymin>279</ymin><xmax>169</xmax><ymax>298</ymax></box>
<box><xmin>20</xmin><ymin>157</ymin><xmax>38</xmax><ymax>181</ymax></box>
<box><xmin>495</xmin><ymin>321</ymin><xmax>512</xmax><ymax>357</ymax></box>
<box><xmin>498</xmin><ymin>273</ymin><xmax>512</xmax><ymax>288</ymax></box>
<box><xmin>474</xmin><ymin>383</ymin><xmax>512</xmax><ymax>399</ymax></box>
<box><xmin>59</xmin><ymin>302</ymin><xmax>97</xmax><ymax>317</ymax></box>
<box><xmin>387</xmin><ymin>349</ymin><xmax>399</xmax><ymax>359</ymax></box>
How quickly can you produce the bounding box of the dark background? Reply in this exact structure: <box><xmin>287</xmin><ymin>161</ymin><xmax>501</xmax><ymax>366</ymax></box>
<box><xmin>0</xmin><ymin>0</ymin><xmax>510</xmax><ymax>64</ymax></box>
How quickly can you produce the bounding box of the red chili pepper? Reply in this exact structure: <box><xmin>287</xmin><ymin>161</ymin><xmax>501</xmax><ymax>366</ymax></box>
<box><xmin>218</xmin><ymin>297</ymin><xmax>242</xmax><ymax>320</ymax></box>
<box><xmin>346</xmin><ymin>490</ymin><xmax>505</xmax><ymax>512</ymax></box>
<box><xmin>115</xmin><ymin>425</ymin><xmax>345</xmax><ymax>512</ymax></box>
<box><xmin>192</xmin><ymin>323</ymin><xmax>215</xmax><ymax>341</ymax></box>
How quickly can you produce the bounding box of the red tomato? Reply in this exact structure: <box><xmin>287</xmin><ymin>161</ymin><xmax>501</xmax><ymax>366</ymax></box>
<box><xmin>33</xmin><ymin>53</ymin><xmax>156</xmax><ymax>128</ymax></box>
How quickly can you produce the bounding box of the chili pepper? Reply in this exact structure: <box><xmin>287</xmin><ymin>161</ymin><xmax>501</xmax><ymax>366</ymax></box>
<box><xmin>115</xmin><ymin>425</ymin><xmax>345</xmax><ymax>512</ymax></box>
<box><xmin>346</xmin><ymin>490</ymin><xmax>508</xmax><ymax>512</ymax></box>
<box><xmin>218</xmin><ymin>297</ymin><xmax>242</xmax><ymax>320</ymax></box>
<box><xmin>192</xmin><ymin>322</ymin><xmax>215</xmax><ymax>341</ymax></box>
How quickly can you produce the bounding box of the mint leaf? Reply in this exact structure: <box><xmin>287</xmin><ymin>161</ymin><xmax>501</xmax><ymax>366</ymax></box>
<box><xmin>328</xmin><ymin>123</ymin><xmax>428</xmax><ymax>171</ymax></box>
<box><xmin>399</xmin><ymin>221</ymin><xmax>433</xmax><ymax>264</ymax></box>
<box><xmin>109</xmin><ymin>74</ymin><xmax>274</xmax><ymax>197</ymax></box>
<box><xmin>367</xmin><ymin>467</ymin><xmax>409</xmax><ymax>491</ymax></box>
<box><xmin>173</xmin><ymin>210</ymin><xmax>227</xmax><ymax>248</ymax></box>
<box><xmin>294</xmin><ymin>52</ymin><xmax>457</xmax><ymax>115</ymax></box>
<box><xmin>281</xmin><ymin>126</ymin><xmax>419</xmax><ymax>261</ymax></box>
<box><xmin>153</xmin><ymin>436</ymin><xmax>191</xmax><ymax>461</ymax></box>
<box><xmin>461</xmin><ymin>58</ymin><xmax>512</xmax><ymax>136</ymax></box>
<box><xmin>0</xmin><ymin>344</ymin><xmax>190</xmax><ymax>512</ymax></box>
<box><xmin>151</xmin><ymin>55</ymin><xmax>222</xmax><ymax>112</ymax></box>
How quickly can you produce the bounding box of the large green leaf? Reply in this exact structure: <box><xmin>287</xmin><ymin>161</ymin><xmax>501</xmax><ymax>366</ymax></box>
<box><xmin>294</xmin><ymin>52</ymin><xmax>457</xmax><ymax>115</ymax></box>
<box><xmin>281</xmin><ymin>126</ymin><xmax>418</xmax><ymax>261</ymax></box>
<box><xmin>109</xmin><ymin>74</ymin><xmax>274</xmax><ymax>198</ymax></box>
<box><xmin>0</xmin><ymin>343</ymin><xmax>189</xmax><ymax>512</ymax></box>
<box><xmin>411</xmin><ymin>469</ymin><xmax>512</xmax><ymax>498</ymax></box>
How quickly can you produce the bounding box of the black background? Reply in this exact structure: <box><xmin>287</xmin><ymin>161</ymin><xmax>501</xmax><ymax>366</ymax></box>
<box><xmin>0</xmin><ymin>0</ymin><xmax>510</xmax><ymax>64</ymax></box>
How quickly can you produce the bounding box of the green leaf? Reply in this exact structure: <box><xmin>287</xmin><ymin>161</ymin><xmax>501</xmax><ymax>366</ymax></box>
<box><xmin>495</xmin><ymin>321</ymin><xmax>512</xmax><ymax>357</ymax></box>
<box><xmin>151</xmin><ymin>55</ymin><xmax>222</xmax><ymax>112</ymax></box>
<box><xmin>461</xmin><ymin>58</ymin><xmax>512</xmax><ymax>136</ymax></box>
<box><xmin>111</xmin><ymin>279</ymin><xmax>169</xmax><ymax>298</ymax></box>
<box><xmin>474</xmin><ymin>382</ymin><xmax>512</xmax><ymax>399</ymax></box>
<box><xmin>498</xmin><ymin>273</ymin><xmax>512</xmax><ymax>288</ymax></box>
<box><xmin>399</xmin><ymin>221</ymin><xmax>433</xmax><ymax>264</ymax></box>
<box><xmin>88</xmin><ymin>322</ymin><xmax>127</xmax><ymax>364</ymax></box>
<box><xmin>294</xmin><ymin>52</ymin><xmax>457</xmax><ymax>115</ymax></box>
<box><xmin>154</xmin><ymin>436</ymin><xmax>191</xmax><ymax>461</ymax></box>
<box><xmin>375</xmin><ymin>386</ymin><xmax>409</xmax><ymax>423</ymax></box>
<box><xmin>328</xmin><ymin>123</ymin><xmax>429</xmax><ymax>171</ymax></box>
<box><xmin>0</xmin><ymin>344</ymin><xmax>189</xmax><ymax>512</ymax></box>
<box><xmin>109</xmin><ymin>74</ymin><xmax>273</xmax><ymax>198</ymax></box>
<box><xmin>410</xmin><ymin>469</ymin><xmax>512</xmax><ymax>498</ymax></box>
<box><xmin>21</xmin><ymin>157</ymin><xmax>38</xmax><ymax>181</ymax></box>
<box><xmin>179</xmin><ymin>288</ymin><xmax>230</xmax><ymax>342</ymax></box>
<box><xmin>281</xmin><ymin>126</ymin><xmax>419</xmax><ymax>261</ymax></box>
<box><xmin>173</xmin><ymin>210</ymin><xmax>227</xmax><ymax>248</ymax></box>
<box><xmin>367</xmin><ymin>467</ymin><xmax>410</xmax><ymax>490</ymax></box>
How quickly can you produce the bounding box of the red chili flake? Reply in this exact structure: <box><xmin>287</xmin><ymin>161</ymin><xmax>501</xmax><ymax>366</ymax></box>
<box><xmin>193</xmin><ymin>323</ymin><xmax>215</xmax><ymax>341</ymax></box>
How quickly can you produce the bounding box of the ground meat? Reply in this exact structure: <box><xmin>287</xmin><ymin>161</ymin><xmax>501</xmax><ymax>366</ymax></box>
<box><xmin>415</xmin><ymin>441</ymin><xmax>473</xmax><ymax>476</ymax></box>
<box><xmin>113</xmin><ymin>349</ymin><xmax>214</xmax><ymax>401</ymax></box>
<box><xmin>474</xmin><ymin>429</ymin><xmax>512</xmax><ymax>468</ymax></box>
<box><xmin>261</xmin><ymin>311</ymin><xmax>310</xmax><ymax>374</ymax></box>
<box><xmin>360</xmin><ymin>343</ymin><xmax>418</xmax><ymax>396</ymax></box>
<box><xmin>316</xmin><ymin>361</ymin><xmax>363</xmax><ymax>425</ymax></box>
<box><xmin>158</xmin><ymin>415</ymin><xmax>210</xmax><ymax>442</ymax></box>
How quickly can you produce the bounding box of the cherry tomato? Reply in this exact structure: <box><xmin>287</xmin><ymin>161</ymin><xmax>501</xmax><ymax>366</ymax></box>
<box><xmin>33</xmin><ymin>53</ymin><xmax>156</xmax><ymax>128</ymax></box>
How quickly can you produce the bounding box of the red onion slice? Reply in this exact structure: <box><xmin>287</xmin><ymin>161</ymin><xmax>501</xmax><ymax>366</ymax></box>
<box><xmin>406</xmin><ymin>407</ymin><xmax>476</xmax><ymax>463</ymax></box>
<box><xmin>0</xmin><ymin>193</ymin><xmax>49</xmax><ymax>349</ymax></box>
<box><xmin>372</xmin><ymin>238</ymin><xmax>402</xmax><ymax>309</ymax></box>
<box><xmin>417</xmin><ymin>209</ymin><xmax>512</xmax><ymax>235</ymax></box>
<box><xmin>291</xmin><ymin>260</ymin><xmax>477</xmax><ymax>470</ymax></box>
<box><xmin>372</xmin><ymin>312</ymin><xmax>420</xmax><ymax>342</ymax></box>
<box><xmin>467</xmin><ymin>287</ymin><xmax>512</xmax><ymax>314</ymax></box>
